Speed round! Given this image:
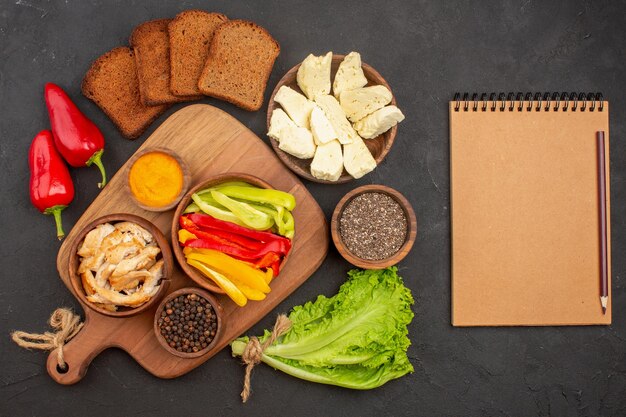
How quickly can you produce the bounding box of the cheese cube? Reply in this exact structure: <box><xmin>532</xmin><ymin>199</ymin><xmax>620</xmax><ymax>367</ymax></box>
<box><xmin>343</xmin><ymin>136</ymin><xmax>377</xmax><ymax>179</ymax></box>
<box><xmin>353</xmin><ymin>105</ymin><xmax>405</xmax><ymax>139</ymax></box>
<box><xmin>339</xmin><ymin>85</ymin><xmax>393</xmax><ymax>122</ymax></box>
<box><xmin>314</xmin><ymin>94</ymin><xmax>359</xmax><ymax>145</ymax></box>
<box><xmin>310</xmin><ymin>140</ymin><xmax>343</xmax><ymax>182</ymax></box>
<box><xmin>310</xmin><ymin>106</ymin><xmax>337</xmax><ymax>145</ymax></box>
<box><xmin>333</xmin><ymin>52</ymin><xmax>368</xmax><ymax>98</ymax></box>
<box><xmin>276</xmin><ymin>125</ymin><xmax>316</xmax><ymax>159</ymax></box>
<box><xmin>274</xmin><ymin>86</ymin><xmax>316</xmax><ymax>128</ymax></box>
<box><xmin>296</xmin><ymin>52</ymin><xmax>332</xmax><ymax>100</ymax></box>
<box><xmin>268</xmin><ymin>109</ymin><xmax>297</xmax><ymax>142</ymax></box>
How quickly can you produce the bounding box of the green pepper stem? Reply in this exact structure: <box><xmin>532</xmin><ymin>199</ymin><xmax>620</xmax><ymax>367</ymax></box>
<box><xmin>44</xmin><ymin>205</ymin><xmax>67</xmax><ymax>240</ymax></box>
<box><xmin>86</xmin><ymin>149</ymin><xmax>107</xmax><ymax>188</ymax></box>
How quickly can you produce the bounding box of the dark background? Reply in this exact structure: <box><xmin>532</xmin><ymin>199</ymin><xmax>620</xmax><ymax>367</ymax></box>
<box><xmin>1</xmin><ymin>1</ymin><xmax>625</xmax><ymax>416</ymax></box>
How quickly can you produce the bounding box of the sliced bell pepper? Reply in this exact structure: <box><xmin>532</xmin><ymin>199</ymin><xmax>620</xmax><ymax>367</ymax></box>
<box><xmin>201</xmin><ymin>228</ymin><xmax>264</xmax><ymax>250</ymax></box>
<box><xmin>185</xmin><ymin>238</ymin><xmax>273</xmax><ymax>260</ymax></box>
<box><xmin>178</xmin><ymin>229</ymin><xmax>197</xmax><ymax>244</ymax></box>
<box><xmin>187</xmin><ymin>259</ymin><xmax>247</xmax><ymax>307</ymax></box>
<box><xmin>187</xmin><ymin>213</ymin><xmax>293</xmax><ymax>245</ymax></box>
<box><xmin>227</xmin><ymin>278</ymin><xmax>266</xmax><ymax>301</ymax></box>
<box><xmin>196</xmin><ymin>181</ymin><xmax>254</xmax><ymax>195</ymax></box>
<box><xmin>211</xmin><ymin>190</ymin><xmax>273</xmax><ymax>230</ymax></box>
<box><xmin>180</xmin><ymin>216</ymin><xmax>247</xmax><ymax>249</ymax></box>
<box><xmin>271</xmin><ymin>260</ymin><xmax>281</xmax><ymax>276</ymax></box>
<box><xmin>255</xmin><ymin>252</ymin><xmax>281</xmax><ymax>270</ymax></box>
<box><xmin>183</xmin><ymin>202</ymin><xmax>200</xmax><ymax>214</ymax></box>
<box><xmin>185</xmin><ymin>248</ymin><xmax>271</xmax><ymax>293</ymax></box>
<box><xmin>216</xmin><ymin>185</ymin><xmax>296</xmax><ymax>211</ymax></box>
<box><xmin>263</xmin><ymin>268</ymin><xmax>274</xmax><ymax>284</ymax></box>
<box><xmin>191</xmin><ymin>193</ymin><xmax>247</xmax><ymax>227</ymax></box>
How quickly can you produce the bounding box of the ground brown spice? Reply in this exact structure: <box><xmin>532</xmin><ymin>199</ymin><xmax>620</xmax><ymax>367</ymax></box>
<box><xmin>339</xmin><ymin>192</ymin><xmax>408</xmax><ymax>260</ymax></box>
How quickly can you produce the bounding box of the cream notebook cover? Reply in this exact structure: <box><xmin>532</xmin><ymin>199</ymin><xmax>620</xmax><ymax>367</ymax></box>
<box><xmin>450</xmin><ymin>93</ymin><xmax>611</xmax><ymax>326</ymax></box>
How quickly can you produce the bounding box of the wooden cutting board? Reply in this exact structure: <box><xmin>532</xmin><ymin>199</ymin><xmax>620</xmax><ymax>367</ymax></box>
<box><xmin>48</xmin><ymin>104</ymin><xmax>329</xmax><ymax>384</ymax></box>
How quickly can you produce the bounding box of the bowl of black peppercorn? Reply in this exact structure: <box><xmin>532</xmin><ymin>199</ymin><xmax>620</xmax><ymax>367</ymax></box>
<box><xmin>154</xmin><ymin>287</ymin><xmax>223</xmax><ymax>359</ymax></box>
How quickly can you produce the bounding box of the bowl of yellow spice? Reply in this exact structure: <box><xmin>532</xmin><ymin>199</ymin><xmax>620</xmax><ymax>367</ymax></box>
<box><xmin>126</xmin><ymin>148</ymin><xmax>190</xmax><ymax>212</ymax></box>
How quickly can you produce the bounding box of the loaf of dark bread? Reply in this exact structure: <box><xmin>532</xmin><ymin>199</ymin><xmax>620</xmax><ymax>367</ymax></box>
<box><xmin>82</xmin><ymin>47</ymin><xmax>169</xmax><ymax>139</ymax></box>
<box><xmin>168</xmin><ymin>10</ymin><xmax>228</xmax><ymax>96</ymax></box>
<box><xmin>130</xmin><ymin>19</ymin><xmax>200</xmax><ymax>105</ymax></box>
<box><xmin>198</xmin><ymin>20</ymin><xmax>280</xmax><ymax>111</ymax></box>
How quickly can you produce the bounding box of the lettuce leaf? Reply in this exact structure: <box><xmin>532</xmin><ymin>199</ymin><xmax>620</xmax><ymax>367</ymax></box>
<box><xmin>231</xmin><ymin>267</ymin><xmax>414</xmax><ymax>389</ymax></box>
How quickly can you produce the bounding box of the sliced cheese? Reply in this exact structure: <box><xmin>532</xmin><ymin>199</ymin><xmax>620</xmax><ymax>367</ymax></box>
<box><xmin>314</xmin><ymin>94</ymin><xmax>358</xmax><ymax>145</ymax></box>
<box><xmin>296</xmin><ymin>52</ymin><xmax>332</xmax><ymax>100</ymax></box>
<box><xmin>310</xmin><ymin>140</ymin><xmax>343</xmax><ymax>182</ymax></box>
<box><xmin>353</xmin><ymin>105</ymin><xmax>405</xmax><ymax>139</ymax></box>
<box><xmin>275</xmin><ymin>125</ymin><xmax>316</xmax><ymax>159</ymax></box>
<box><xmin>343</xmin><ymin>136</ymin><xmax>377</xmax><ymax>179</ymax></box>
<box><xmin>268</xmin><ymin>109</ymin><xmax>297</xmax><ymax>142</ymax></box>
<box><xmin>332</xmin><ymin>52</ymin><xmax>367</xmax><ymax>98</ymax></box>
<box><xmin>310</xmin><ymin>106</ymin><xmax>337</xmax><ymax>145</ymax></box>
<box><xmin>274</xmin><ymin>86</ymin><xmax>316</xmax><ymax>128</ymax></box>
<box><xmin>339</xmin><ymin>85</ymin><xmax>393</xmax><ymax>122</ymax></box>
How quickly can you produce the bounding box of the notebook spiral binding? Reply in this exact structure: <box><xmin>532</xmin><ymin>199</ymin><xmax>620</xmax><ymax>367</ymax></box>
<box><xmin>453</xmin><ymin>92</ymin><xmax>604</xmax><ymax>112</ymax></box>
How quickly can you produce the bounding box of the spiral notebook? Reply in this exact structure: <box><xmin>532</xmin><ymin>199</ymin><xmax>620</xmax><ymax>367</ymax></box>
<box><xmin>450</xmin><ymin>93</ymin><xmax>611</xmax><ymax>326</ymax></box>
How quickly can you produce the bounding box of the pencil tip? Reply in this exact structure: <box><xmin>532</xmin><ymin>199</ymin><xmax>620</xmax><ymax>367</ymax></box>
<box><xmin>602</xmin><ymin>306</ymin><xmax>607</xmax><ymax>315</ymax></box>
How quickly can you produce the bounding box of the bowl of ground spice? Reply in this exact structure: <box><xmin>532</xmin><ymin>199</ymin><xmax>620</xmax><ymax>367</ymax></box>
<box><xmin>126</xmin><ymin>147</ymin><xmax>190</xmax><ymax>212</ymax></box>
<box><xmin>331</xmin><ymin>185</ymin><xmax>417</xmax><ymax>269</ymax></box>
<box><xmin>154</xmin><ymin>287</ymin><xmax>223</xmax><ymax>358</ymax></box>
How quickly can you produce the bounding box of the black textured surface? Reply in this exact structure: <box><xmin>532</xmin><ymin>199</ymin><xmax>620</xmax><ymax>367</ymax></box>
<box><xmin>1</xmin><ymin>1</ymin><xmax>625</xmax><ymax>416</ymax></box>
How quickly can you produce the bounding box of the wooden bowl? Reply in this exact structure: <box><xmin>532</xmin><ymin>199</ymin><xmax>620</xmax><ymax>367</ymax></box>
<box><xmin>68</xmin><ymin>213</ymin><xmax>173</xmax><ymax>318</ymax></box>
<box><xmin>267</xmin><ymin>54</ymin><xmax>398</xmax><ymax>184</ymax></box>
<box><xmin>171</xmin><ymin>173</ymin><xmax>290</xmax><ymax>294</ymax></box>
<box><xmin>125</xmin><ymin>147</ymin><xmax>191</xmax><ymax>212</ymax></box>
<box><xmin>153</xmin><ymin>287</ymin><xmax>223</xmax><ymax>359</ymax></box>
<box><xmin>331</xmin><ymin>185</ymin><xmax>417</xmax><ymax>269</ymax></box>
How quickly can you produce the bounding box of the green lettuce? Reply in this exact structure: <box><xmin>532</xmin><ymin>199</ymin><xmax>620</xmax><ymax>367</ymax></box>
<box><xmin>231</xmin><ymin>267</ymin><xmax>414</xmax><ymax>389</ymax></box>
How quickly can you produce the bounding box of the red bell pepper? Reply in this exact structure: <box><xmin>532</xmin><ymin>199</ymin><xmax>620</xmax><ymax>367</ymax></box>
<box><xmin>186</xmin><ymin>213</ymin><xmax>292</xmax><ymax>248</ymax></box>
<box><xmin>200</xmin><ymin>227</ymin><xmax>264</xmax><ymax>250</ymax></box>
<box><xmin>29</xmin><ymin>130</ymin><xmax>75</xmax><ymax>240</ymax></box>
<box><xmin>180</xmin><ymin>216</ymin><xmax>245</xmax><ymax>249</ymax></box>
<box><xmin>44</xmin><ymin>83</ymin><xmax>107</xmax><ymax>188</ymax></box>
<box><xmin>254</xmin><ymin>252</ymin><xmax>281</xmax><ymax>269</ymax></box>
<box><xmin>185</xmin><ymin>239</ymin><xmax>268</xmax><ymax>260</ymax></box>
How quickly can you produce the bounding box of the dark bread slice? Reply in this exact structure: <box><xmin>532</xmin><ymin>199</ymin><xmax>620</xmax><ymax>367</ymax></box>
<box><xmin>130</xmin><ymin>19</ymin><xmax>201</xmax><ymax>105</ymax></box>
<box><xmin>198</xmin><ymin>20</ymin><xmax>280</xmax><ymax>111</ymax></box>
<box><xmin>168</xmin><ymin>10</ymin><xmax>228</xmax><ymax>96</ymax></box>
<box><xmin>82</xmin><ymin>47</ymin><xmax>169</xmax><ymax>139</ymax></box>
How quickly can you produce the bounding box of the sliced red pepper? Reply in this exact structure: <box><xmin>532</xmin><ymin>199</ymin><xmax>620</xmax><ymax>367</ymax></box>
<box><xmin>179</xmin><ymin>214</ymin><xmax>291</xmax><ymax>255</ymax></box>
<box><xmin>185</xmin><ymin>239</ymin><xmax>263</xmax><ymax>260</ymax></box>
<box><xmin>180</xmin><ymin>216</ymin><xmax>245</xmax><ymax>249</ymax></box>
<box><xmin>202</xmin><ymin>227</ymin><xmax>264</xmax><ymax>250</ymax></box>
<box><xmin>271</xmin><ymin>260</ymin><xmax>281</xmax><ymax>276</ymax></box>
<box><xmin>254</xmin><ymin>252</ymin><xmax>281</xmax><ymax>269</ymax></box>
<box><xmin>186</xmin><ymin>213</ymin><xmax>292</xmax><ymax>246</ymax></box>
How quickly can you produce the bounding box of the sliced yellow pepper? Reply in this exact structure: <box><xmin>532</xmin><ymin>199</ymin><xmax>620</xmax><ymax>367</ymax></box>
<box><xmin>187</xmin><ymin>259</ymin><xmax>247</xmax><ymax>307</ymax></box>
<box><xmin>184</xmin><ymin>248</ymin><xmax>271</xmax><ymax>293</ymax></box>
<box><xmin>178</xmin><ymin>229</ymin><xmax>197</xmax><ymax>244</ymax></box>
<box><xmin>229</xmin><ymin>278</ymin><xmax>267</xmax><ymax>301</ymax></box>
<box><xmin>263</xmin><ymin>268</ymin><xmax>274</xmax><ymax>285</ymax></box>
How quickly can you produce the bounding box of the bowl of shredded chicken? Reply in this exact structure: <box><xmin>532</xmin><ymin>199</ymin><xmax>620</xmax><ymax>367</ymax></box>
<box><xmin>69</xmin><ymin>214</ymin><xmax>172</xmax><ymax>317</ymax></box>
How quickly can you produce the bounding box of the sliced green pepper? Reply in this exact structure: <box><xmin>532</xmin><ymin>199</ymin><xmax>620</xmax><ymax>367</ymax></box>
<box><xmin>216</xmin><ymin>185</ymin><xmax>296</xmax><ymax>211</ymax></box>
<box><xmin>191</xmin><ymin>193</ymin><xmax>248</xmax><ymax>227</ymax></box>
<box><xmin>183</xmin><ymin>202</ymin><xmax>201</xmax><ymax>214</ymax></box>
<box><xmin>196</xmin><ymin>181</ymin><xmax>254</xmax><ymax>196</ymax></box>
<box><xmin>283</xmin><ymin>209</ymin><xmax>295</xmax><ymax>239</ymax></box>
<box><xmin>211</xmin><ymin>190</ymin><xmax>273</xmax><ymax>230</ymax></box>
<box><xmin>195</xmin><ymin>193</ymin><xmax>228</xmax><ymax>210</ymax></box>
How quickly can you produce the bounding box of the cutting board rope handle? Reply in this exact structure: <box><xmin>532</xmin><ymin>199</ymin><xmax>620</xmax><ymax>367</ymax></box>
<box><xmin>11</xmin><ymin>308</ymin><xmax>83</xmax><ymax>371</ymax></box>
<box><xmin>44</xmin><ymin>311</ymin><xmax>116</xmax><ymax>385</ymax></box>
